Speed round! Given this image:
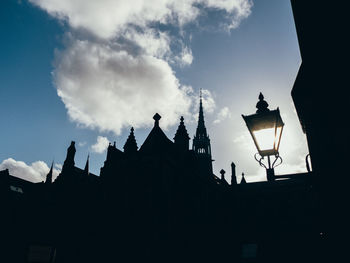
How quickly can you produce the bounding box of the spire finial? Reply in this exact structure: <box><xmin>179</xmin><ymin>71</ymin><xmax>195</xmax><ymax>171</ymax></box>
<box><xmin>84</xmin><ymin>154</ymin><xmax>89</xmax><ymax>174</ymax></box>
<box><xmin>45</xmin><ymin>161</ymin><xmax>54</xmax><ymax>184</ymax></box>
<box><xmin>198</xmin><ymin>91</ymin><xmax>204</xmax><ymax>124</ymax></box>
<box><xmin>220</xmin><ymin>169</ymin><xmax>226</xmax><ymax>180</ymax></box>
<box><xmin>200</xmin><ymin>88</ymin><xmax>202</xmax><ymax>100</ymax></box>
<box><xmin>231</xmin><ymin>162</ymin><xmax>237</xmax><ymax>185</ymax></box>
<box><xmin>153</xmin><ymin>113</ymin><xmax>161</xmax><ymax>127</ymax></box>
<box><xmin>124</xmin><ymin>127</ymin><xmax>138</xmax><ymax>153</ymax></box>
<box><xmin>174</xmin><ymin>116</ymin><xmax>190</xmax><ymax>150</ymax></box>
<box><xmin>240</xmin><ymin>172</ymin><xmax>247</xmax><ymax>184</ymax></box>
<box><xmin>50</xmin><ymin>160</ymin><xmax>54</xmax><ymax>173</ymax></box>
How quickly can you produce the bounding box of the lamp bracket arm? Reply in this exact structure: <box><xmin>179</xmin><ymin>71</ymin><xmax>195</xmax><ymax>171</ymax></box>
<box><xmin>254</xmin><ymin>153</ymin><xmax>267</xmax><ymax>169</ymax></box>
<box><xmin>271</xmin><ymin>154</ymin><xmax>282</xmax><ymax>168</ymax></box>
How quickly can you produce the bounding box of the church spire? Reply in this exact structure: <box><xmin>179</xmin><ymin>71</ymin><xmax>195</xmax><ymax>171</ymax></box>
<box><xmin>124</xmin><ymin>127</ymin><xmax>138</xmax><ymax>153</ymax></box>
<box><xmin>197</xmin><ymin>89</ymin><xmax>207</xmax><ymax>137</ymax></box>
<box><xmin>192</xmin><ymin>89</ymin><xmax>213</xmax><ymax>175</ymax></box>
<box><xmin>45</xmin><ymin>161</ymin><xmax>53</xmax><ymax>184</ymax></box>
<box><xmin>193</xmin><ymin>90</ymin><xmax>211</xmax><ymax>156</ymax></box>
<box><xmin>174</xmin><ymin>116</ymin><xmax>190</xmax><ymax>151</ymax></box>
<box><xmin>84</xmin><ymin>154</ymin><xmax>89</xmax><ymax>175</ymax></box>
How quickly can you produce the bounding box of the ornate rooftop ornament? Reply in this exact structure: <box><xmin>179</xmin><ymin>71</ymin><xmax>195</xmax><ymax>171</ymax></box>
<box><xmin>124</xmin><ymin>127</ymin><xmax>138</xmax><ymax>153</ymax></box>
<box><xmin>153</xmin><ymin>113</ymin><xmax>161</xmax><ymax>127</ymax></box>
<box><xmin>220</xmin><ymin>169</ymin><xmax>226</xmax><ymax>180</ymax></box>
<box><xmin>240</xmin><ymin>172</ymin><xmax>247</xmax><ymax>184</ymax></box>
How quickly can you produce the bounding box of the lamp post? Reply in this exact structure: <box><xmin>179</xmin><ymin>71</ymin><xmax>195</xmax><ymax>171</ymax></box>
<box><xmin>242</xmin><ymin>93</ymin><xmax>284</xmax><ymax>181</ymax></box>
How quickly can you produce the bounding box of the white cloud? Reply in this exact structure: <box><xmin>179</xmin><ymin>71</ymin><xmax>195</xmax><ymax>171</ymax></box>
<box><xmin>213</xmin><ymin>106</ymin><xmax>231</xmax><ymax>124</ymax></box>
<box><xmin>0</xmin><ymin>158</ymin><xmax>61</xmax><ymax>183</ymax></box>
<box><xmin>201</xmin><ymin>89</ymin><xmax>216</xmax><ymax>113</ymax></box>
<box><xmin>123</xmin><ymin>28</ymin><xmax>171</xmax><ymax>59</ymax></box>
<box><xmin>78</xmin><ymin>141</ymin><xmax>87</xmax><ymax>147</ymax></box>
<box><xmin>180</xmin><ymin>48</ymin><xmax>193</xmax><ymax>65</ymax></box>
<box><xmin>173</xmin><ymin>44</ymin><xmax>193</xmax><ymax>66</ymax></box>
<box><xmin>29</xmin><ymin>0</ymin><xmax>252</xmax><ymax>39</ymax></box>
<box><xmin>29</xmin><ymin>0</ymin><xmax>252</xmax><ymax>134</ymax></box>
<box><xmin>91</xmin><ymin>136</ymin><xmax>110</xmax><ymax>154</ymax></box>
<box><xmin>55</xmin><ymin>163</ymin><xmax>63</xmax><ymax>170</ymax></box>
<box><xmin>204</xmin><ymin>0</ymin><xmax>252</xmax><ymax>30</ymax></box>
<box><xmin>55</xmin><ymin>38</ymin><xmax>193</xmax><ymax>134</ymax></box>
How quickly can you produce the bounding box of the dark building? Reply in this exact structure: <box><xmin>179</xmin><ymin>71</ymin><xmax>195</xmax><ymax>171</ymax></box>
<box><xmin>290</xmin><ymin>0</ymin><xmax>347</xmax><ymax>261</ymax></box>
<box><xmin>1</xmin><ymin>1</ymin><xmax>338</xmax><ymax>261</ymax></box>
<box><xmin>1</xmin><ymin>94</ymin><xmax>321</xmax><ymax>263</ymax></box>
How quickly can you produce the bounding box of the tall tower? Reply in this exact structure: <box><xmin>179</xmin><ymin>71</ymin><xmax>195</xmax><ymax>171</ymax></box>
<box><xmin>192</xmin><ymin>90</ymin><xmax>213</xmax><ymax>175</ymax></box>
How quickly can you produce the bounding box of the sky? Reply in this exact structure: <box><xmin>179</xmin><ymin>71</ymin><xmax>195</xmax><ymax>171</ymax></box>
<box><xmin>0</xmin><ymin>0</ymin><xmax>309</xmax><ymax>183</ymax></box>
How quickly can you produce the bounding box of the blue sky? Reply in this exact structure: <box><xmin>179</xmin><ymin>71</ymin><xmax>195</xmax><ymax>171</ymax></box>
<box><xmin>0</xmin><ymin>0</ymin><xmax>308</xmax><ymax>183</ymax></box>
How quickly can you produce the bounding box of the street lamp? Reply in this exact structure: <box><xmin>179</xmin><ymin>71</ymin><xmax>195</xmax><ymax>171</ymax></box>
<box><xmin>242</xmin><ymin>93</ymin><xmax>284</xmax><ymax>181</ymax></box>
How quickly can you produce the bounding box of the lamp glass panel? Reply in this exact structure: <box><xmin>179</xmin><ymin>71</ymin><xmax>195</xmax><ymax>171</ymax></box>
<box><xmin>252</xmin><ymin>128</ymin><xmax>275</xmax><ymax>152</ymax></box>
<box><xmin>274</xmin><ymin>126</ymin><xmax>283</xmax><ymax>151</ymax></box>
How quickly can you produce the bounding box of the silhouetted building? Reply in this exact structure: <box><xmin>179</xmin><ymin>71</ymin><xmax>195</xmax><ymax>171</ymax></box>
<box><xmin>0</xmin><ymin>94</ymin><xmax>320</xmax><ymax>263</ymax></box>
<box><xmin>1</xmin><ymin>1</ymin><xmax>334</xmax><ymax>259</ymax></box>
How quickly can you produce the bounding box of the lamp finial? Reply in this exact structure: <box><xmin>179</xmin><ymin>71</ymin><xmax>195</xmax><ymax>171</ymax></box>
<box><xmin>256</xmin><ymin>92</ymin><xmax>270</xmax><ymax>113</ymax></box>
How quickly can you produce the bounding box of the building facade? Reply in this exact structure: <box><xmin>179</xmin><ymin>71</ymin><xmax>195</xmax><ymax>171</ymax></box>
<box><xmin>0</xmin><ymin>94</ymin><xmax>322</xmax><ymax>263</ymax></box>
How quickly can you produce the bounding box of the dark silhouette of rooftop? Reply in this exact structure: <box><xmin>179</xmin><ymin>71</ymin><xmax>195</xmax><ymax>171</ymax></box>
<box><xmin>1</xmin><ymin>1</ymin><xmax>339</xmax><ymax>260</ymax></box>
<box><xmin>0</xmin><ymin>93</ymin><xmax>320</xmax><ymax>263</ymax></box>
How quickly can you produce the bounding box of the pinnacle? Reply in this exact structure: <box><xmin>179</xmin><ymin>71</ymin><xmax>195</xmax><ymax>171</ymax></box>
<box><xmin>124</xmin><ymin>127</ymin><xmax>138</xmax><ymax>153</ymax></box>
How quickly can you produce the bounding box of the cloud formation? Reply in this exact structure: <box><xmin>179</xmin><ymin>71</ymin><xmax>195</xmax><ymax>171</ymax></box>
<box><xmin>0</xmin><ymin>158</ymin><xmax>61</xmax><ymax>183</ymax></box>
<box><xmin>29</xmin><ymin>0</ymin><xmax>252</xmax><ymax>39</ymax></box>
<box><xmin>78</xmin><ymin>141</ymin><xmax>87</xmax><ymax>147</ymax></box>
<box><xmin>214</xmin><ymin>106</ymin><xmax>231</xmax><ymax>124</ymax></box>
<box><xmin>91</xmin><ymin>136</ymin><xmax>110</xmax><ymax>154</ymax></box>
<box><xmin>29</xmin><ymin>0</ymin><xmax>252</xmax><ymax>134</ymax></box>
<box><xmin>55</xmin><ymin>38</ymin><xmax>192</xmax><ymax>133</ymax></box>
